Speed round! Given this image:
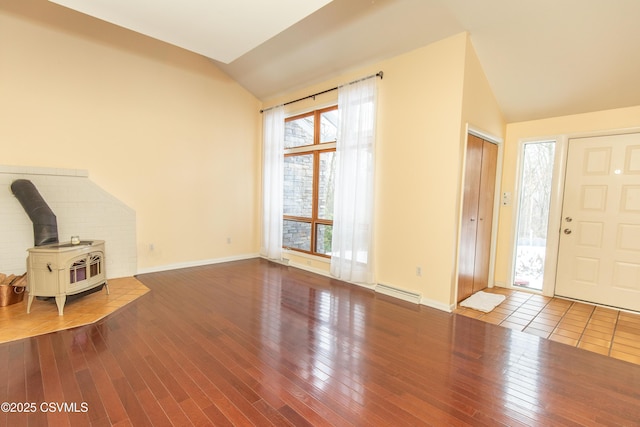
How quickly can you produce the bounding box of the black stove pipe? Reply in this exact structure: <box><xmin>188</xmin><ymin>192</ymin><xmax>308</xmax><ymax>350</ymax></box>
<box><xmin>11</xmin><ymin>179</ymin><xmax>59</xmax><ymax>246</ymax></box>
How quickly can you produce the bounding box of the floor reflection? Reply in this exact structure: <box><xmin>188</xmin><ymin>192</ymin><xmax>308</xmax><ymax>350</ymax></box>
<box><xmin>260</xmin><ymin>271</ymin><xmax>369</xmax><ymax>403</ymax></box>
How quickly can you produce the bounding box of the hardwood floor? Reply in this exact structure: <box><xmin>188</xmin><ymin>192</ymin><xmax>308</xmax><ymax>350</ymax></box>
<box><xmin>1</xmin><ymin>258</ymin><xmax>639</xmax><ymax>426</ymax></box>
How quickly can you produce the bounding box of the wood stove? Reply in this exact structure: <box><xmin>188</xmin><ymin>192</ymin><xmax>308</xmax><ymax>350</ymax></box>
<box><xmin>11</xmin><ymin>179</ymin><xmax>109</xmax><ymax>315</ymax></box>
<box><xmin>26</xmin><ymin>240</ymin><xmax>108</xmax><ymax>315</ymax></box>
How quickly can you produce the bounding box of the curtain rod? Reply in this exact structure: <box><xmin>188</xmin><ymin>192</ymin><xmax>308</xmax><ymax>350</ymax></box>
<box><xmin>260</xmin><ymin>71</ymin><xmax>383</xmax><ymax>114</ymax></box>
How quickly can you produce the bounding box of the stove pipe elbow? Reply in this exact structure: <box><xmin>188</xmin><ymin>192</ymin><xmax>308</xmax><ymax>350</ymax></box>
<box><xmin>11</xmin><ymin>179</ymin><xmax>59</xmax><ymax>246</ymax></box>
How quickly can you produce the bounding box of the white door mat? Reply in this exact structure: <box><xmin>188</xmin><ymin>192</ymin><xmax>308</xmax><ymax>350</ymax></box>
<box><xmin>460</xmin><ymin>291</ymin><xmax>506</xmax><ymax>313</ymax></box>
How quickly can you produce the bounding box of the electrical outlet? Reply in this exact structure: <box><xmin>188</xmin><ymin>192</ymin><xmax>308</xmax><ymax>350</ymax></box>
<box><xmin>416</xmin><ymin>267</ymin><xmax>422</xmax><ymax>276</ymax></box>
<box><xmin>149</xmin><ymin>243</ymin><xmax>154</xmax><ymax>251</ymax></box>
<box><xmin>226</xmin><ymin>237</ymin><xmax>231</xmax><ymax>244</ymax></box>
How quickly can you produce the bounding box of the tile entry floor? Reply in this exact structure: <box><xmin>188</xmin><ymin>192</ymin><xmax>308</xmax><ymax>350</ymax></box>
<box><xmin>0</xmin><ymin>276</ymin><xmax>149</xmax><ymax>344</ymax></box>
<box><xmin>455</xmin><ymin>287</ymin><xmax>640</xmax><ymax>366</ymax></box>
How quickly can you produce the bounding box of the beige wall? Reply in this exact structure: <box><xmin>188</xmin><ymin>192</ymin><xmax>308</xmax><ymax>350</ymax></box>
<box><xmin>458</xmin><ymin>36</ymin><xmax>506</xmax><ymax>302</ymax></box>
<box><xmin>461</xmin><ymin>37</ymin><xmax>505</xmax><ymax>139</ymax></box>
<box><xmin>0</xmin><ymin>0</ymin><xmax>262</xmax><ymax>272</ymax></box>
<box><xmin>494</xmin><ymin>105</ymin><xmax>640</xmax><ymax>286</ymax></box>
<box><xmin>266</xmin><ymin>33</ymin><xmax>504</xmax><ymax>310</ymax></box>
<box><xmin>376</xmin><ymin>33</ymin><xmax>466</xmax><ymax>309</ymax></box>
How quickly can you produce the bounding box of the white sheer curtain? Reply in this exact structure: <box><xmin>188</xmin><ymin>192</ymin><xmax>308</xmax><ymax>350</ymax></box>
<box><xmin>260</xmin><ymin>106</ymin><xmax>285</xmax><ymax>260</ymax></box>
<box><xmin>330</xmin><ymin>77</ymin><xmax>378</xmax><ymax>284</ymax></box>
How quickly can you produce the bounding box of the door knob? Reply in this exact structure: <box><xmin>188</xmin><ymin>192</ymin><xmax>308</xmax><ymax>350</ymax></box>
<box><xmin>563</xmin><ymin>228</ymin><xmax>572</xmax><ymax>235</ymax></box>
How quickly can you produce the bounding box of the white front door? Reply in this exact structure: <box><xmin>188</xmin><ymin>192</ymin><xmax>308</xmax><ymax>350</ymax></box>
<box><xmin>555</xmin><ymin>133</ymin><xmax>640</xmax><ymax>311</ymax></box>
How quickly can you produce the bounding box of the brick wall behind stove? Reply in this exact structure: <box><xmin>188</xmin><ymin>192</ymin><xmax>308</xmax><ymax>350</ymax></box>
<box><xmin>0</xmin><ymin>166</ymin><xmax>137</xmax><ymax>278</ymax></box>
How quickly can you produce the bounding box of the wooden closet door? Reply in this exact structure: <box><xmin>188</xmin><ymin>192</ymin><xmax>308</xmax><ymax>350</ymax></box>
<box><xmin>472</xmin><ymin>140</ymin><xmax>497</xmax><ymax>291</ymax></box>
<box><xmin>457</xmin><ymin>134</ymin><xmax>497</xmax><ymax>302</ymax></box>
<box><xmin>458</xmin><ymin>135</ymin><xmax>483</xmax><ymax>301</ymax></box>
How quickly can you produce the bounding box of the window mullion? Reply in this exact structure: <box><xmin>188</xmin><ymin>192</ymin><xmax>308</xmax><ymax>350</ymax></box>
<box><xmin>311</xmin><ymin>151</ymin><xmax>320</xmax><ymax>254</ymax></box>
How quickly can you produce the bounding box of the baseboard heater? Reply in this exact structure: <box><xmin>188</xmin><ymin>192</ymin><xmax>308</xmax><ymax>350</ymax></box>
<box><xmin>376</xmin><ymin>283</ymin><xmax>421</xmax><ymax>304</ymax></box>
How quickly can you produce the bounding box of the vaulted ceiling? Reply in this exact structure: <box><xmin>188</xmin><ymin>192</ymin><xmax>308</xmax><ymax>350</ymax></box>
<box><xmin>48</xmin><ymin>0</ymin><xmax>640</xmax><ymax>122</ymax></box>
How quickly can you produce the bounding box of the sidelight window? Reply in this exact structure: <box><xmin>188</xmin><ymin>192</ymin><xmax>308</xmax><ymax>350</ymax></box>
<box><xmin>513</xmin><ymin>140</ymin><xmax>556</xmax><ymax>290</ymax></box>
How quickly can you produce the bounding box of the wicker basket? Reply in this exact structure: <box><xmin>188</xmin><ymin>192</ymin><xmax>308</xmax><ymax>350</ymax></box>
<box><xmin>0</xmin><ymin>274</ymin><xmax>26</xmax><ymax>307</ymax></box>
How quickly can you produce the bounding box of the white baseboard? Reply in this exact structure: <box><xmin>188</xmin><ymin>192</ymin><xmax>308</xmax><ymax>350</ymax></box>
<box><xmin>136</xmin><ymin>253</ymin><xmax>260</xmax><ymax>275</ymax></box>
<box><xmin>376</xmin><ymin>283</ymin><xmax>421</xmax><ymax>304</ymax></box>
<box><xmin>420</xmin><ymin>297</ymin><xmax>455</xmax><ymax>313</ymax></box>
<box><xmin>283</xmin><ymin>261</ymin><xmax>453</xmax><ymax>311</ymax></box>
<box><xmin>376</xmin><ymin>283</ymin><xmax>454</xmax><ymax>312</ymax></box>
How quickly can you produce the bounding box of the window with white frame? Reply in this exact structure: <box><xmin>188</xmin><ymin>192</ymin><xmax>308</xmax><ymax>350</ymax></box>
<box><xmin>513</xmin><ymin>140</ymin><xmax>556</xmax><ymax>290</ymax></box>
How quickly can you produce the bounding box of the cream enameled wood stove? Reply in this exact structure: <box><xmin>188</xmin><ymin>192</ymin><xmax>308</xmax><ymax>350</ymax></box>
<box><xmin>27</xmin><ymin>240</ymin><xmax>108</xmax><ymax>315</ymax></box>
